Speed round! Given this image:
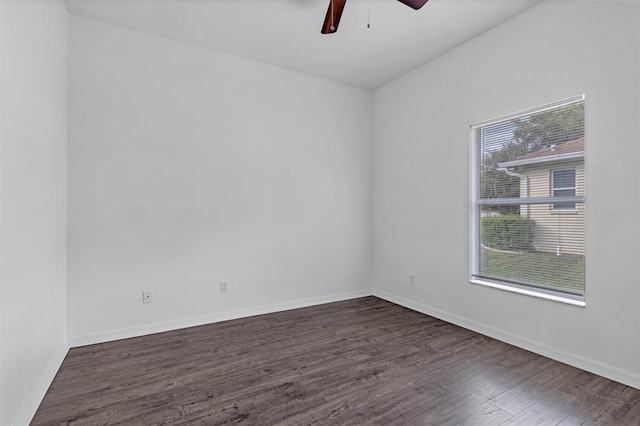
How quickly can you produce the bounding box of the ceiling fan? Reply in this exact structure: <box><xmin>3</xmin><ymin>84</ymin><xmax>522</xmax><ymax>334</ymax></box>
<box><xmin>321</xmin><ymin>0</ymin><xmax>429</xmax><ymax>34</ymax></box>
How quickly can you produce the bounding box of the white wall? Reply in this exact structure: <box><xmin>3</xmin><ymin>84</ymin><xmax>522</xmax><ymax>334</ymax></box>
<box><xmin>0</xmin><ymin>1</ymin><xmax>69</xmax><ymax>424</ymax></box>
<box><xmin>67</xmin><ymin>16</ymin><xmax>373</xmax><ymax>345</ymax></box>
<box><xmin>373</xmin><ymin>1</ymin><xmax>640</xmax><ymax>388</ymax></box>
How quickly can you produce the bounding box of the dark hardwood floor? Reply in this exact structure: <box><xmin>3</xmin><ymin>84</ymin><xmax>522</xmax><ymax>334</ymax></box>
<box><xmin>32</xmin><ymin>297</ymin><xmax>640</xmax><ymax>425</ymax></box>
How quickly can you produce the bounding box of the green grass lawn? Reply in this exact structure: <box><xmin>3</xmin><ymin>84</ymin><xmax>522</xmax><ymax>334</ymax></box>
<box><xmin>480</xmin><ymin>247</ymin><xmax>584</xmax><ymax>295</ymax></box>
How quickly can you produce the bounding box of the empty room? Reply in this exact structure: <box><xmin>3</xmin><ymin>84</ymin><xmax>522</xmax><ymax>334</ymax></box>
<box><xmin>1</xmin><ymin>0</ymin><xmax>639</xmax><ymax>424</ymax></box>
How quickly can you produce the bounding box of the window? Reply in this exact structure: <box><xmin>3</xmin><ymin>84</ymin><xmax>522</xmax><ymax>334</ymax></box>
<box><xmin>551</xmin><ymin>169</ymin><xmax>576</xmax><ymax>210</ymax></box>
<box><xmin>470</xmin><ymin>96</ymin><xmax>585</xmax><ymax>304</ymax></box>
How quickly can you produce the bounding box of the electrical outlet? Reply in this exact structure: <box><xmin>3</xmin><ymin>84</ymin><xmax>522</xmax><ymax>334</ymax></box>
<box><xmin>220</xmin><ymin>281</ymin><xmax>228</xmax><ymax>293</ymax></box>
<box><xmin>142</xmin><ymin>291</ymin><xmax>152</xmax><ymax>303</ymax></box>
<box><xmin>409</xmin><ymin>274</ymin><xmax>415</xmax><ymax>285</ymax></box>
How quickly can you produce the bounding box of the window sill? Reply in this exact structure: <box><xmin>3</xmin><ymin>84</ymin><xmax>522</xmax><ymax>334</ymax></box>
<box><xmin>469</xmin><ymin>279</ymin><xmax>585</xmax><ymax>307</ymax></box>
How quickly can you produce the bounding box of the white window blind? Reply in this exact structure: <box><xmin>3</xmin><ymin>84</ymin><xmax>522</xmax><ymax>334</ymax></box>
<box><xmin>470</xmin><ymin>96</ymin><xmax>585</xmax><ymax>301</ymax></box>
<box><xmin>552</xmin><ymin>169</ymin><xmax>577</xmax><ymax>210</ymax></box>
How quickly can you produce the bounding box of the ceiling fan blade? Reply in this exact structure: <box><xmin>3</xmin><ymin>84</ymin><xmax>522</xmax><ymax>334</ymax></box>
<box><xmin>321</xmin><ymin>0</ymin><xmax>347</xmax><ymax>34</ymax></box>
<box><xmin>397</xmin><ymin>0</ymin><xmax>429</xmax><ymax>10</ymax></box>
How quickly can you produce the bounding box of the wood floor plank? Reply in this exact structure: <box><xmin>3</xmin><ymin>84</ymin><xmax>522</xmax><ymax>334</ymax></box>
<box><xmin>457</xmin><ymin>402</ymin><xmax>512</xmax><ymax>426</ymax></box>
<box><xmin>556</xmin><ymin>415</ymin><xmax>596</xmax><ymax>426</ymax></box>
<box><xmin>31</xmin><ymin>297</ymin><xmax>640</xmax><ymax>425</ymax></box>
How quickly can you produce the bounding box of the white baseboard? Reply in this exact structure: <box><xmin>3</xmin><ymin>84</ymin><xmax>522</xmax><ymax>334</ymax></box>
<box><xmin>69</xmin><ymin>289</ymin><xmax>373</xmax><ymax>347</ymax></box>
<box><xmin>373</xmin><ymin>288</ymin><xmax>640</xmax><ymax>391</ymax></box>
<box><xmin>12</xmin><ymin>341</ymin><xmax>69</xmax><ymax>426</ymax></box>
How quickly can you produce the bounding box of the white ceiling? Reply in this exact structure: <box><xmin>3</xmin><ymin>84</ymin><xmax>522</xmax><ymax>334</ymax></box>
<box><xmin>64</xmin><ymin>0</ymin><xmax>542</xmax><ymax>89</ymax></box>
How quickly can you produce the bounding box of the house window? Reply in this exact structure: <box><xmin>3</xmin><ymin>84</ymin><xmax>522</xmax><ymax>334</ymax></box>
<box><xmin>551</xmin><ymin>169</ymin><xmax>576</xmax><ymax>210</ymax></box>
<box><xmin>470</xmin><ymin>95</ymin><xmax>585</xmax><ymax>304</ymax></box>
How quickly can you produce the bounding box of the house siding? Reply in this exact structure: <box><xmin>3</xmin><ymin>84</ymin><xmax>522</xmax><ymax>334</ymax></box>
<box><xmin>520</xmin><ymin>159</ymin><xmax>584</xmax><ymax>255</ymax></box>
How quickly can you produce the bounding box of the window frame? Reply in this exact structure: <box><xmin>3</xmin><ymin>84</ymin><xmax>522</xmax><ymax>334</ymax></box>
<box><xmin>469</xmin><ymin>95</ymin><xmax>586</xmax><ymax>306</ymax></box>
<box><xmin>551</xmin><ymin>168</ymin><xmax>577</xmax><ymax>211</ymax></box>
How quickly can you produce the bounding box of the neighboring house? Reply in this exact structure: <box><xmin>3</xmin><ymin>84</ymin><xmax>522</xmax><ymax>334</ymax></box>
<box><xmin>497</xmin><ymin>137</ymin><xmax>584</xmax><ymax>255</ymax></box>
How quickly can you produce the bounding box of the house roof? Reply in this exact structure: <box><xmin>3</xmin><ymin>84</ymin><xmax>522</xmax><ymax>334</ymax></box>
<box><xmin>498</xmin><ymin>137</ymin><xmax>584</xmax><ymax>169</ymax></box>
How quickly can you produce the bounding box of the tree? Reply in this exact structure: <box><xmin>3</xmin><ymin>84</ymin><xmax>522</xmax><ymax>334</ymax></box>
<box><xmin>481</xmin><ymin>140</ymin><xmax>527</xmax><ymax>214</ymax></box>
<box><xmin>512</xmin><ymin>102</ymin><xmax>584</xmax><ymax>152</ymax></box>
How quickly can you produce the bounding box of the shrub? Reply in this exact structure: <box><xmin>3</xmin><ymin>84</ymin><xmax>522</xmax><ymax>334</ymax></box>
<box><xmin>481</xmin><ymin>215</ymin><xmax>535</xmax><ymax>252</ymax></box>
